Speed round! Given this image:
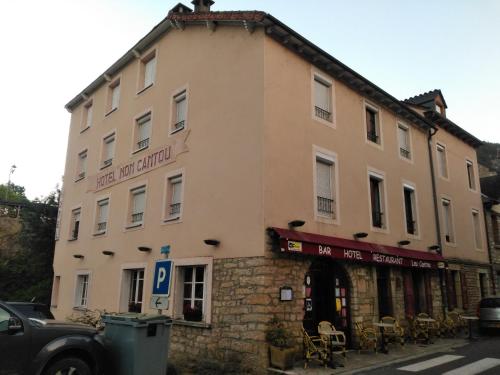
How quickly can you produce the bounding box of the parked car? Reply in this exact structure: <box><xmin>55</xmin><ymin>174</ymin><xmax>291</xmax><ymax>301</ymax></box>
<box><xmin>478</xmin><ymin>296</ymin><xmax>500</xmax><ymax>332</ymax></box>
<box><xmin>6</xmin><ymin>301</ymin><xmax>55</xmax><ymax>320</ymax></box>
<box><xmin>0</xmin><ymin>300</ymin><xmax>105</xmax><ymax>375</ymax></box>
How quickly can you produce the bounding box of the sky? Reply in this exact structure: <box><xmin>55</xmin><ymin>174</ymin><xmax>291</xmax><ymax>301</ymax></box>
<box><xmin>1</xmin><ymin>0</ymin><xmax>498</xmax><ymax>199</ymax></box>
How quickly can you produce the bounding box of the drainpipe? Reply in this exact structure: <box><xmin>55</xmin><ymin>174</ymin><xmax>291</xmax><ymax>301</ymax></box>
<box><xmin>483</xmin><ymin>199</ymin><xmax>497</xmax><ymax>295</ymax></box>
<box><xmin>427</xmin><ymin>127</ymin><xmax>448</xmax><ymax>316</ymax></box>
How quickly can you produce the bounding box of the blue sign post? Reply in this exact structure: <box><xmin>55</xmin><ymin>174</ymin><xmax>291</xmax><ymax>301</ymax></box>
<box><xmin>150</xmin><ymin>259</ymin><xmax>173</xmax><ymax>311</ymax></box>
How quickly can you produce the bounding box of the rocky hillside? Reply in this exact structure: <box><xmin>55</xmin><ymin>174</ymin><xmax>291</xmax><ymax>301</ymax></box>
<box><xmin>477</xmin><ymin>142</ymin><xmax>500</xmax><ymax>174</ymax></box>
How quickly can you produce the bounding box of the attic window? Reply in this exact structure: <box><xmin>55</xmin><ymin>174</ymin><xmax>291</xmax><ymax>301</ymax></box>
<box><xmin>435</xmin><ymin>104</ymin><xmax>443</xmax><ymax>114</ymax></box>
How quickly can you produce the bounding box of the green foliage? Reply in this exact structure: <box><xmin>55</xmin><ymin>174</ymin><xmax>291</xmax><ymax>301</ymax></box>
<box><xmin>0</xmin><ymin>183</ymin><xmax>29</xmax><ymax>203</ymax></box>
<box><xmin>265</xmin><ymin>316</ymin><xmax>294</xmax><ymax>348</ymax></box>
<box><xmin>477</xmin><ymin>142</ymin><xmax>500</xmax><ymax>173</ymax></box>
<box><xmin>0</xmin><ymin>187</ymin><xmax>58</xmax><ymax>305</ymax></box>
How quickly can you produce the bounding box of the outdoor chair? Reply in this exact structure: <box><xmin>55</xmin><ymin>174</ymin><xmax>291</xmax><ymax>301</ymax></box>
<box><xmin>380</xmin><ymin>316</ymin><xmax>405</xmax><ymax>347</ymax></box>
<box><xmin>318</xmin><ymin>321</ymin><xmax>346</xmax><ymax>364</ymax></box>
<box><xmin>439</xmin><ymin>316</ymin><xmax>457</xmax><ymax>337</ymax></box>
<box><xmin>354</xmin><ymin>322</ymin><xmax>378</xmax><ymax>353</ymax></box>
<box><xmin>302</xmin><ymin>327</ymin><xmax>329</xmax><ymax>369</ymax></box>
<box><xmin>417</xmin><ymin>312</ymin><xmax>441</xmax><ymax>338</ymax></box>
<box><xmin>408</xmin><ymin>316</ymin><xmax>429</xmax><ymax>343</ymax></box>
<box><xmin>448</xmin><ymin>310</ymin><xmax>466</xmax><ymax>331</ymax></box>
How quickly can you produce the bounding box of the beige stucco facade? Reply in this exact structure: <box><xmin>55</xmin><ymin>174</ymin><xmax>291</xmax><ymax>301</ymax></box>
<box><xmin>53</xmin><ymin>5</ymin><xmax>490</xmax><ymax>371</ymax></box>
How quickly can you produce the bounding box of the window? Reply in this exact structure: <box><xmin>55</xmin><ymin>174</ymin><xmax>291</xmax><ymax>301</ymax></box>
<box><xmin>403</xmin><ymin>186</ymin><xmax>418</xmax><ymax>235</ymax></box>
<box><xmin>398</xmin><ymin>124</ymin><xmax>411</xmax><ymax>159</ymax></box>
<box><xmin>314</xmin><ymin>77</ymin><xmax>332</xmax><ymax>122</ymax></box>
<box><xmin>166</xmin><ymin>175</ymin><xmax>183</xmax><ymax>220</ymax></box>
<box><xmin>472</xmin><ymin>210</ymin><xmax>482</xmax><ymax>249</ymax></box>
<box><xmin>74</xmin><ymin>273</ymin><xmax>89</xmax><ymax>308</ymax></box>
<box><xmin>129</xmin><ymin>186</ymin><xmax>146</xmax><ymax>226</ymax></box>
<box><xmin>69</xmin><ymin>208</ymin><xmax>81</xmax><ymax>240</ymax></box>
<box><xmin>442</xmin><ymin>198</ymin><xmax>455</xmax><ymax>243</ymax></box>
<box><xmin>172</xmin><ymin>91</ymin><xmax>187</xmax><ymax>133</ymax></box>
<box><xmin>0</xmin><ymin>307</ymin><xmax>13</xmax><ymax>333</ymax></box>
<box><xmin>51</xmin><ymin>276</ymin><xmax>61</xmax><ymax>307</ymax></box>
<box><xmin>435</xmin><ymin>104</ymin><xmax>442</xmax><ymax>114</ymax></box>
<box><xmin>479</xmin><ymin>273</ymin><xmax>488</xmax><ymax>299</ymax></box>
<box><xmin>316</xmin><ymin>157</ymin><xmax>335</xmax><ymax>218</ymax></box>
<box><xmin>102</xmin><ymin>133</ymin><xmax>115</xmax><ymax>168</ymax></box>
<box><xmin>135</xmin><ymin>113</ymin><xmax>151</xmax><ymax>151</ymax></box>
<box><xmin>82</xmin><ymin>101</ymin><xmax>93</xmax><ymax>130</ymax></box>
<box><xmin>141</xmin><ymin>52</ymin><xmax>156</xmax><ymax>90</ymax></box>
<box><xmin>107</xmin><ymin>79</ymin><xmax>120</xmax><ymax>113</ymax></box>
<box><xmin>437</xmin><ymin>144</ymin><xmax>448</xmax><ymax>179</ymax></box>
<box><xmin>95</xmin><ymin>198</ymin><xmax>109</xmax><ymax>234</ymax></box>
<box><xmin>466</xmin><ymin>160</ymin><xmax>476</xmax><ymax>190</ymax></box>
<box><xmin>181</xmin><ymin>266</ymin><xmax>205</xmax><ymax>322</ymax></box>
<box><xmin>76</xmin><ymin>150</ymin><xmax>87</xmax><ymax>180</ymax></box>
<box><xmin>365</xmin><ymin>105</ymin><xmax>380</xmax><ymax>144</ymax></box>
<box><xmin>128</xmin><ymin>269</ymin><xmax>144</xmax><ymax>313</ymax></box>
<box><xmin>369</xmin><ymin>174</ymin><xmax>386</xmax><ymax>229</ymax></box>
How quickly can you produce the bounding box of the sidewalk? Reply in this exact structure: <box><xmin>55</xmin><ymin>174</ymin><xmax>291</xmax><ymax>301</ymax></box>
<box><xmin>268</xmin><ymin>337</ymin><xmax>469</xmax><ymax>375</ymax></box>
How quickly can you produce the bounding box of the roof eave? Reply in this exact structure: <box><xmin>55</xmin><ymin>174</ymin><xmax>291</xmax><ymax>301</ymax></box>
<box><xmin>424</xmin><ymin>111</ymin><xmax>483</xmax><ymax>148</ymax></box>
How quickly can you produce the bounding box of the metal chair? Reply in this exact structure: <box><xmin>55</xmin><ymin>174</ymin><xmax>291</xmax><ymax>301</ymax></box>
<box><xmin>302</xmin><ymin>327</ymin><xmax>329</xmax><ymax>369</ymax></box>
<box><xmin>355</xmin><ymin>322</ymin><xmax>378</xmax><ymax>353</ymax></box>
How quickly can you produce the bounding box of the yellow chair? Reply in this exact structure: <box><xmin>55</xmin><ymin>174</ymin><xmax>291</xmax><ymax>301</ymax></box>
<box><xmin>417</xmin><ymin>313</ymin><xmax>440</xmax><ymax>338</ymax></box>
<box><xmin>302</xmin><ymin>327</ymin><xmax>329</xmax><ymax>369</ymax></box>
<box><xmin>318</xmin><ymin>321</ymin><xmax>346</xmax><ymax>363</ymax></box>
<box><xmin>355</xmin><ymin>322</ymin><xmax>378</xmax><ymax>353</ymax></box>
<box><xmin>448</xmin><ymin>311</ymin><xmax>466</xmax><ymax>331</ymax></box>
<box><xmin>408</xmin><ymin>316</ymin><xmax>429</xmax><ymax>343</ymax></box>
<box><xmin>380</xmin><ymin>316</ymin><xmax>405</xmax><ymax>347</ymax></box>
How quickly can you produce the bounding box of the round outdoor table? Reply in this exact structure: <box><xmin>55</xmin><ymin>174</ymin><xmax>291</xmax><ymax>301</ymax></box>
<box><xmin>461</xmin><ymin>316</ymin><xmax>479</xmax><ymax>340</ymax></box>
<box><xmin>416</xmin><ymin>318</ymin><xmax>436</xmax><ymax>322</ymax></box>
<box><xmin>373</xmin><ymin>322</ymin><xmax>394</xmax><ymax>354</ymax></box>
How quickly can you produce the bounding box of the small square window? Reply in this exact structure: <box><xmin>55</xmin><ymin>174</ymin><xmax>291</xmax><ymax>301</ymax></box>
<box><xmin>172</xmin><ymin>91</ymin><xmax>187</xmax><ymax>133</ymax></box>
<box><xmin>135</xmin><ymin>113</ymin><xmax>151</xmax><ymax>152</ymax></box>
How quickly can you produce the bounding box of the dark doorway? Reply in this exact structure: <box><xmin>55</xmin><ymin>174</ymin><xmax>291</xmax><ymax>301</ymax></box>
<box><xmin>303</xmin><ymin>260</ymin><xmax>350</xmax><ymax>343</ymax></box>
<box><xmin>377</xmin><ymin>267</ymin><xmax>392</xmax><ymax>317</ymax></box>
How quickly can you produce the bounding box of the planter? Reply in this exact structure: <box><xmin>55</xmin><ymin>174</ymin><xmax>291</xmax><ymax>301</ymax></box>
<box><xmin>269</xmin><ymin>345</ymin><xmax>295</xmax><ymax>370</ymax></box>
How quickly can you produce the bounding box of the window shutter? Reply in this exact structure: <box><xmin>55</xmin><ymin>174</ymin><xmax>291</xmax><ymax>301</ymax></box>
<box><xmin>105</xmin><ymin>137</ymin><xmax>115</xmax><ymax>160</ymax></box>
<box><xmin>86</xmin><ymin>105</ymin><xmax>93</xmax><ymax>127</ymax></box>
<box><xmin>176</xmin><ymin>96</ymin><xmax>187</xmax><ymax>122</ymax></box>
<box><xmin>111</xmin><ymin>84</ymin><xmax>120</xmax><ymax>109</ymax></box>
<box><xmin>138</xmin><ymin>116</ymin><xmax>151</xmax><ymax>141</ymax></box>
<box><xmin>316</xmin><ymin>160</ymin><xmax>332</xmax><ymax>199</ymax></box>
<box><xmin>403</xmin><ymin>271</ymin><xmax>415</xmax><ymax>317</ymax></box>
<box><xmin>144</xmin><ymin>57</ymin><xmax>156</xmax><ymax>87</ymax></box>
<box><xmin>171</xmin><ymin>179</ymin><xmax>182</xmax><ymax>205</ymax></box>
<box><xmin>399</xmin><ymin>127</ymin><xmax>408</xmax><ymax>149</ymax></box>
<box><xmin>133</xmin><ymin>191</ymin><xmax>145</xmax><ymax>214</ymax></box>
<box><xmin>98</xmin><ymin>201</ymin><xmax>108</xmax><ymax>223</ymax></box>
<box><xmin>460</xmin><ymin>271</ymin><xmax>469</xmax><ymax>310</ymax></box>
<box><xmin>315</xmin><ymin>79</ymin><xmax>330</xmax><ymax>111</ymax></box>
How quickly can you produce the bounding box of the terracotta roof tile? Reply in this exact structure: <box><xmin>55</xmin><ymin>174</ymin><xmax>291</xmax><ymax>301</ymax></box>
<box><xmin>404</xmin><ymin>89</ymin><xmax>442</xmax><ymax>105</ymax></box>
<box><xmin>167</xmin><ymin>11</ymin><xmax>267</xmax><ymax>23</ymax></box>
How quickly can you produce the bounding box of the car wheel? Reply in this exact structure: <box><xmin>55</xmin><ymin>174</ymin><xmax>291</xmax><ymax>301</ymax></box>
<box><xmin>44</xmin><ymin>357</ymin><xmax>92</xmax><ymax>375</ymax></box>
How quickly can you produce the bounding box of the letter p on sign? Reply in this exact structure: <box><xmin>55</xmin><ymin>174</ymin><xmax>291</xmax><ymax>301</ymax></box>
<box><xmin>152</xmin><ymin>260</ymin><xmax>173</xmax><ymax>297</ymax></box>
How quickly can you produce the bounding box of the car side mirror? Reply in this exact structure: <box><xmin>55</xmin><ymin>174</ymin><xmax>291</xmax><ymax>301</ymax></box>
<box><xmin>8</xmin><ymin>317</ymin><xmax>23</xmax><ymax>334</ymax></box>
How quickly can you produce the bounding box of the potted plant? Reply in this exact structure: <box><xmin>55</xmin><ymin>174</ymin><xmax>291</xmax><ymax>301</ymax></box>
<box><xmin>183</xmin><ymin>304</ymin><xmax>203</xmax><ymax>322</ymax></box>
<box><xmin>265</xmin><ymin>316</ymin><xmax>295</xmax><ymax>370</ymax></box>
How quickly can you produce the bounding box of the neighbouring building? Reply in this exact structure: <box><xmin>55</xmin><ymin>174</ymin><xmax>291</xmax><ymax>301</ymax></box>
<box><xmin>52</xmin><ymin>1</ymin><xmax>489</xmax><ymax>371</ymax></box>
<box><xmin>481</xmin><ymin>174</ymin><xmax>500</xmax><ymax>294</ymax></box>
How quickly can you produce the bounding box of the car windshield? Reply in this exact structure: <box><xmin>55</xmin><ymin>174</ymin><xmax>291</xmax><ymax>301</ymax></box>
<box><xmin>480</xmin><ymin>298</ymin><xmax>500</xmax><ymax>308</ymax></box>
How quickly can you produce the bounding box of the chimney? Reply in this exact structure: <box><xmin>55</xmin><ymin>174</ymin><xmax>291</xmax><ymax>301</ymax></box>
<box><xmin>191</xmin><ymin>0</ymin><xmax>214</xmax><ymax>12</ymax></box>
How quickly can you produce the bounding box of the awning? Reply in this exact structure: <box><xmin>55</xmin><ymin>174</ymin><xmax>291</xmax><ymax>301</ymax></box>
<box><xmin>270</xmin><ymin>227</ymin><xmax>445</xmax><ymax>269</ymax></box>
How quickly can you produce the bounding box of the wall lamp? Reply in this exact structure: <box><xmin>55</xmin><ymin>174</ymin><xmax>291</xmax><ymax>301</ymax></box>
<box><xmin>353</xmin><ymin>232</ymin><xmax>368</xmax><ymax>239</ymax></box>
<box><xmin>204</xmin><ymin>239</ymin><xmax>220</xmax><ymax>247</ymax></box>
<box><xmin>138</xmin><ymin>246</ymin><xmax>152</xmax><ymax>252</ymax></box>
<box><xmin>73</xmin><ymin>254</ymin><xmax>84</xmax><ymax>259</ymax></box>
<box><xmin>102</xmin><ymin>250</ymin><xmax>114</xmax><ymax>256</ymax></box>
<box><xmin>398</xmin><ymin>240</ymin><xmax>411</xmax><ymax>246</ymax></box>
<box><xmin>288</xmin><ymin>220</ymin><xmax>305</xmax><ymax>229</ymax></box>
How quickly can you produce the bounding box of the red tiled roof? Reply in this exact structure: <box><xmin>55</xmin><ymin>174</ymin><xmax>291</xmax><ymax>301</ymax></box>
<box><xmin>167</xmin><ymin>11</ymin><xmax>267</xmax><ymax>22</ymax></box>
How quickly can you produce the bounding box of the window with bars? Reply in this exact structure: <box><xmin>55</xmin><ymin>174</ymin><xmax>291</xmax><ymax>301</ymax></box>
<box><xmin>95</xmin><ymin>199</ymin><xmax>109</xmax><ymax>234</ymax></box>
<box><xmin>314</xmin><ymin>77</ymin><xmax>332</xmax><ymax>122</ymax></box>
<box><xmin>75</xmin><ymin>274</ymin><xmax>89</xmax><ymax>308</ymax></box>
<box><xmin>398</xmin><ymin>125</ymin><xmax>411</xmax><ymax>159</ymax></box>
<box><xmin>181</xmin><ymin>266</ymin><xmax>205</xmax><ymax>322</ymax></box>
<box><xmin>472</xmin><ymin>210</ymin><xmax>482</xmax><ymax>249</ymax></box>
<box><xmin>102</xmin><ymin>134</ymin><xmax>115</xmax><ymax>168</ymax></box>
<box><xmin>466</xmin><ymin>160</ymin><xmax>476</xmax><ymax>190</ymax></box>
<box><xmin>76</xmin><ymin>150</ymin><xmax>87</xmax><ymax>180</ymax></box>
<box><xmin>442</xmin><ymin>198</ymin><xmax>455</xmax><ymax>243</ymax></box>
<box><xmin>129</xmin><ymin>186</ymin><xmax>146</xmax><ymax>225</ymax></box>
<box><xmin>172</xmin><ymin>91</ymin><xmax>187</xmax><ymax>132</ymax></box>
<box><xmin>316</xmin><ymin>158</ymin><xmax>335</xmax><ymax>218</ymax></box>
<box><xmin>366</xmin><ymin>106</ymin><xmax>380</xmax><ymax>144</ymax></box>
<box><xmin>404</xmin><ymin>186</ymin><xmax>417</xmax><ymax>235</ymax></box>
<box><xmin>135</xmin><ymin>113</ymin><xmax>151</xmax><ymax>151</ymax></box>
<box><xmin>437</xmin><ymin>144</ymin><xmax>448</xmax><ymax>179</ymax></box>
<box><xmin>128</xmin><ymin>269</ymin><xmax>144</xmax><ymax>313</ymax></box>
<box><xmin>369</xmin><ymin>175</ymin><xmax>385</xmax><ymax>228</ymax></box>
<box><xmin>167</xmin><ymin>175</ymin><xmax>182</xmax><ymax>220</ymax></box>
<box><xmin>70</xmin><ymin>208</ymin><xmax>81</xmax><ymax>240</ymax></box>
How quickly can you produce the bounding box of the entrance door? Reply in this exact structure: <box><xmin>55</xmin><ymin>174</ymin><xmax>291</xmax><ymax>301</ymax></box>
<box><xmin>303</xmin><ymin>260</ymin><xmax>350</xmax><ymax>342</ymax></box>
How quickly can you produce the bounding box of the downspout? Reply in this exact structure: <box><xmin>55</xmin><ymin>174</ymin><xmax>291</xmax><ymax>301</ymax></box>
<box><xmin>427</xmin><ymin>127</ymin><xmax>448</xmax><ymax>316</ymax></box>
<box><xmin>483</xmin><ymin>200</ymin><xmax>497</xmax><ymax>295</ymax></box>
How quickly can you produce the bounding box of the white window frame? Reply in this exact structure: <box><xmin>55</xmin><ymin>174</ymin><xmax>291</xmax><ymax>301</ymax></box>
<box><xmin>311</xmin><ymin>69</ymin><xmax>336</xmax><ymax>128</ymax></box>
<box><xmin>94</xmin><ymin>196</ymin><xmax>110</xmax><ymax>235</ymax></box>
<box><xmin>312</xmin><ymin>145</ymin><xmax>339</xmax><ymax>224</ymax></box>
<box><xmin>367</xmin><ymin>168</ymin><xmax>389</xmax><ymax>232</ymax></box>
<box><xmin>81</xmin><ymin>100</ymin><xmax>93</xmax><ymax>132</ymax></box>
<box><xmin>74</xmin><ymin>271</ymin><xmax>91</xmax><ymax>309</ymax></box>
<box><xmin>76</xmin><ymin>149</ymin><xmax>88</xmax><ymax>181</ymax></box>
<box><xmin>126</xmin><ymin>183</ymin><xmax>147</xmax><ymax>229</ymax></box>
<box><xmin>441</xmin><ymin>197</ymin><xmax>456</xmax><ymax>245</ymax></box>
<box><xmin>69</xmin><ymin>207</ymin><xmax>81</xmax><ymax>241</ymax></box>
<box><xmin>364</xmin><ymin>100</ymin><xmax>383</xmax><ymax>149</ymax></box>
<box><xmin>170</xmin><ymin>86</ymin><xmax>189</xmax><ymax>135</ymax></box>
<box><xmin>472</xmin><ymin>209</ymin><xmax>483</xmax><ymax>250</ymax></box>
<box><xmin>172</xmin><ymin>257</ymin><xmax>213</xmax><ymax>325</ymax></box>
<box><xmin>397</xmin><ymin>122</ymin><xmax>413</xmax><ymax>162</ymax></box>
<box><xmin>138</xmin><ymin>49</ymin><xmax>157</xmax><ymax>93</ymax></box>
<box><xmin>133</xmin><ymin>111</ymin><xmax>153</xmax><ymax>153</ymax></box>
<box><xmin>163</xmin><ymin>168</ymin><xmax>185</xmax><ymax>223</ymax></box>
<box><xmin>402</xmin><ymin>182</ymin><xmax>420</xmax><ymax>238</ymax></box>
<box><xmin>466</xmin><ymin>159</ymin><xmax>477</xmax><ymax>192</ymax></box>
<box><xmin>118</xmin><ymin>263</ymin><xmax>147</xmax><ymax>313</ymax></box>
<box><xmin>436</xmin><ymin>142</ymin><xmax>449</xmax><ymax>180</ymax></box>
<box><xmin>101</xmin><ymin>131</ymin><xmax>116</xmax><ymax>169</ymax></box>
<box><xmin>106</xmin><ymin>78</ymin><xmax>121</xmax><ymax>115</ymax></box>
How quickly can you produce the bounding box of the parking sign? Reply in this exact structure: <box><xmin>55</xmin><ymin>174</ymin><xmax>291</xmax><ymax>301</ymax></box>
<box><xmin>152</xmin><ymin>259</ymin><xmax>173</xmax><ymax>297</ymax></box>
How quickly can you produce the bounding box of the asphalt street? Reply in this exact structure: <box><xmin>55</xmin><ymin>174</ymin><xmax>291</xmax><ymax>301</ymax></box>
<box><xmin>356</xmin><ymin>334</ymin><xmax>500</xmax><ymax>375</ymax></box>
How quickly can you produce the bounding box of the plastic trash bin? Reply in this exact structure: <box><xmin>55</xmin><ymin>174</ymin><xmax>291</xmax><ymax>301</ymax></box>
<box><xmin>102</xmin><ymin>313</ymin><xmax>172</xmax><ymax>375</ymax></box>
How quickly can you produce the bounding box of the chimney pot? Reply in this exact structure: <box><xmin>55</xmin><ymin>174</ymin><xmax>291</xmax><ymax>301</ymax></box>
<box><xmin>191</xmin><ymin>0</ymin><xmax>214</xmax><ymax>12</ymax></box>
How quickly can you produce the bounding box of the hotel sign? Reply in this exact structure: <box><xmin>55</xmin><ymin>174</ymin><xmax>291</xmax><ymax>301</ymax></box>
<box><xmin>280</xmin><ymin>240</ymin><xmax>436</xmax><ymax>269</ymax></box>
<box><xmin>88</xmin><ymin>133</ymin><xmax>189</xmax><ymax>192</ymax></box>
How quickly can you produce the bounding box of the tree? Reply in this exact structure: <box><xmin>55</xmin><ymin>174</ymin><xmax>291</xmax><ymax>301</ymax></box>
<box><xmin>0</xmin><ymin>183</ymin><xmax>29</xmax><ymax>203</ymax></box>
